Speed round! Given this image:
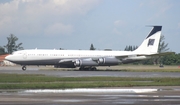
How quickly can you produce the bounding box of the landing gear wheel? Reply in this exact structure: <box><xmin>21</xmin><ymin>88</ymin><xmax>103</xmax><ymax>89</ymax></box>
<box><xmin>22</xmin><ymin>66</ymin><xmax>26</xmax><ymax>71</ymax></box>
<box><xmin>79</xmin><ymin>67</ymin><xmax>97</xmax><ymax>71</ymax></box>
<box><xmin>79</xmin><ymin>67</ymin><xmax>84</xmax><ymax>70</ymax></box>
<box><xmin>92</xmin><ymin>67</ymin><xmax>97</xmax><ymax>71</ymax></box>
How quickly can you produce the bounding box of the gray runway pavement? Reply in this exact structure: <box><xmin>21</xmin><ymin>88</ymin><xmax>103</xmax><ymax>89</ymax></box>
<box><xmin>0</xmin><ymin>66</ymin><xmax>180</xmax><ymax>77</ymax></box>
<box><xmin>0</xmin><ymin>66</ymin><xmax>180</xmax><ymax>105</ymax></box>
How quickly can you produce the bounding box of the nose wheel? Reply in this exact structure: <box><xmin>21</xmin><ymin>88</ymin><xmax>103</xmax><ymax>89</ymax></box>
<box><xmin>22</xmin><ymin>66</ymin><xmax>26</xmax><ymax>71</ymax></box>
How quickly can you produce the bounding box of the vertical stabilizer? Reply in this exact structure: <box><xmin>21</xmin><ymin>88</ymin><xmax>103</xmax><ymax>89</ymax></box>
<box><xmin>133</xmin><ymin>26</ymin><xmax>162</xmax><ymax>54</ymax></box>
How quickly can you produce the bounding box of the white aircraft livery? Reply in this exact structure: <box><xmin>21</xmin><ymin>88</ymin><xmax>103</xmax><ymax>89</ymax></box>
<box><xmin>5</xmin><ymin>26</ymin><xmax>170</xmax><ymax>70</ymax></box>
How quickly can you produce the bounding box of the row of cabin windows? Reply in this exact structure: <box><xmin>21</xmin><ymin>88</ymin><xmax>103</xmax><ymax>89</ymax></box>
<box><xmin>27</xmin><ymin>54</ymin><xmax>64</xmax><ymax>56</ymax></box>
<box><xmin>27</xmin><ymin>54</ymin><xmax>113</xmax><ymax>57</ymax></box>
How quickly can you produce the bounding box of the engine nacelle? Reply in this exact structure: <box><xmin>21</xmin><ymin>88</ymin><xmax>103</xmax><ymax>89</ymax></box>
<box><xmin>74</xmin><ymin>59</ymin><xmax>98</xmax><ymax>67</ymax></box>
<box><xmin>97</xmin><ymin>58</ymin><xmax>105</xmax><ymax>64</ymax></box>
<box><xmin>98</xmin><ymin>57</ymin><xmax>120</xmax><ymax>66</ymax></box>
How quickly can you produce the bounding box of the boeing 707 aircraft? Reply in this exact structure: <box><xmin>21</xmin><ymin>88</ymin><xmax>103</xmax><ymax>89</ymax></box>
<box><xmin>5</xmin><ymin>26</ymin><xmax>170</xmax><ymax>70</ymax></box>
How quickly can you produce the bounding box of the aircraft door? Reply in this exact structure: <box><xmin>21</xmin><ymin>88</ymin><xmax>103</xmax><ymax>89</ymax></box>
<box><xmin>23</xmin><ymin>51</ymin><xmax>27</xmax><ymax>59</ymax></box>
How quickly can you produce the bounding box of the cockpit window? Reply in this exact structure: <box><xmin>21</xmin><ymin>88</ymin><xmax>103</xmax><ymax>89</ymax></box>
<box><xmin>12</xmin><ymin>51</ymin><xmax>23</xmax><ymax>55</ymax></box>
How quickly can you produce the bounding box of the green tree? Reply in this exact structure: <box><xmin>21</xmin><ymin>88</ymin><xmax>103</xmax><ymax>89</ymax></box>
<box><xmin>133</xmin><ymin>45</ymin><xmax>138</xmax><ymax>51</ymax></box>
<box><xmin>90</xmin><ymin>44</ymin><xmax>96</xmax><ymax>50</ymax></box>
<box><xmin>129</xmin><ymin>45</ymin><xmax>132</xmax><ymax>51</ymax></box>
<box><xmin>4</xmin><ymin>34</ymin><xmax>24</xmax><ymax>54</ymax></box>
<box><xmin>155</xmin><ymin>35</ymin><xmax>170</xmax><ymax>64</ymax></box>
<box><xmin>161</xmin><ymin>53</ymin><xmax>180</xmax><ymax>65</ymax></box>
<box><xmin>124</xmin><ymin>45</ymin><xmax>138</xmax><ymax>51</ymax></box>
<box><xmin>158</xmin><ymin>35</ymin><xmax>169</xmax><ymax>53</ymax></box>
<box><xmin>59</xmin><ymin>48</ymin><xmax>64</xmax><ymax>50</ymax></box>
<box><xmin>0</xmin><ymin>46</ymin><xmax>6</xmax><ymax>55</ymax></box>
<box><xmin>124</xmin><ymin>46</ymin><xmax>128</xmax><ymax>51</ymax></box>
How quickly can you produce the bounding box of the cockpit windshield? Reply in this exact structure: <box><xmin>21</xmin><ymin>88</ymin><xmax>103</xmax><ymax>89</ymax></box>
<box><xmin>12</xmin><ymin>51</ymin><xmax>23</xmax><ymax>55</ymax></box>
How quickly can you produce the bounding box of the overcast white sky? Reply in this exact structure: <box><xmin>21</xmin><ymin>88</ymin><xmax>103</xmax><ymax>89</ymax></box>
<box><xmin>0</xmin><ymin>0</ymin><xmax>180</xmax><ymax>53</ymax></box>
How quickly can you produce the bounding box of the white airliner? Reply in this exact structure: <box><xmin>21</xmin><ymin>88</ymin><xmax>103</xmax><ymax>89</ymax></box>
<box><xmin>5</xmin><ymin>26</ymin><xmax>170</xmax><ymax>70</ymax></box>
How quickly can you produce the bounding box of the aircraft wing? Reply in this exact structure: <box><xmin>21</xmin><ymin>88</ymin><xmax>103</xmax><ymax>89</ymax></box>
<box><xmin>59</xmin><ymin>58</ymin><xmax>98</xmax><ymax>64</ymax></box>
<box><xmin>59</xmin><ymin>59</ymin><xmax>75</xmax><ymax>63</ymax></box>
<box><xmin>115</xmin><ymin>51</ymin><xmax>175</xmax><ymax>61</ymax></box>
<box><xmin>115</xmin><ymin>55</ymin><xmax>130</xmax><ymax>59</ymax></box>
<box><xmin>55</xmin><ymin>59</ymin><xmax>77</xmax><ymax>68</ymax></box>
<box><xmin>58</xmin><ymin>59</ymin><xmax>76</xmax><ymax>65</ymax></box>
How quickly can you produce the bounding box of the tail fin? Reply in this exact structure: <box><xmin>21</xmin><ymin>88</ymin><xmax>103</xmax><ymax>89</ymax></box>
<box><xmin>134</xmin><ymin>26</ymin><xmax>162</xmax><ymax>54</ymax></box>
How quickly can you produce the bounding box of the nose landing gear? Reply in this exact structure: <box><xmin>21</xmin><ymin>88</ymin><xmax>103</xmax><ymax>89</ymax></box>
<box><xmin>22</xmin><ymin>66</ymin><xmax>26</xmax><ymax>71</ymax></box>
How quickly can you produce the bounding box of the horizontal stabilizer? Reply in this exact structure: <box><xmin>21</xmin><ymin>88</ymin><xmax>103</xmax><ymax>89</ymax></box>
<box><xmin>149</xmin><ymin>52</ymin><xmax>175</xmax><ymax>56</ymax></box>
<box><xmin>138</xmin><ymin>52</ymin><xmax>175</xmax><ymax>56</ymax></box>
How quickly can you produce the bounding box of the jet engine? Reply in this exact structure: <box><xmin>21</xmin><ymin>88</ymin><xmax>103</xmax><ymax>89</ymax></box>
<box><xmin>74</xmin><ymin>59</ymin><xmax>98</xmax><ymax>67</ymax></box>
<box><xmin>97</xmin><ymin>57</ymin><xmax>120</xmax><ymax>66</ymax></box>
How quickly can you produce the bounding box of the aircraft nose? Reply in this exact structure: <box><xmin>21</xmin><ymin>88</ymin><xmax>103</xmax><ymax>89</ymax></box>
<box><xmin>5</xmin><ymin>55</ymin><xmax>12</xmax><ymax>61</ymax></box>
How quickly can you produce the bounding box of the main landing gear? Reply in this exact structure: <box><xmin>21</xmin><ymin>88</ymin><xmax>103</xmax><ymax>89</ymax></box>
<box><xmin>22</xmin><ymin>66</ymin><xmax>26</xmax><ymax>71</ymax></box>
<box><xmin>79</xmin><ymin>66</ymin><xmax>97</xmax><ymax>71</ymax></box>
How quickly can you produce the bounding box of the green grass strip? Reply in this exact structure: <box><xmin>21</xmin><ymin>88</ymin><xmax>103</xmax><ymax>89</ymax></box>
<box><xmin>0</xmin><ymin>73</ymin><xmax>179</xmax><ymax>89</ymax></box>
